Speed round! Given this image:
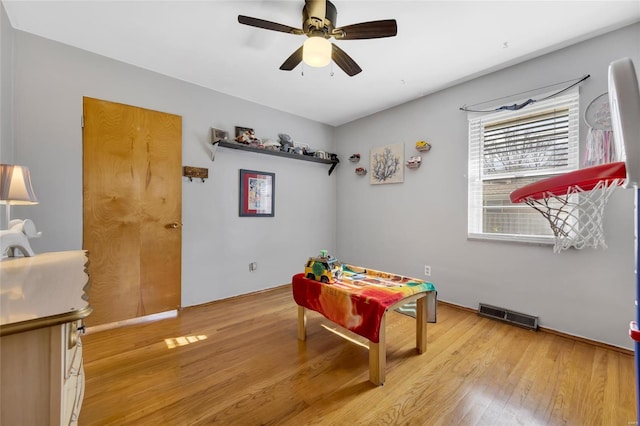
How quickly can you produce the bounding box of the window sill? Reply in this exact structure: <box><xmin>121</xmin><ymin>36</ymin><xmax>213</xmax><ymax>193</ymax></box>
<box><xmin>467</xmin><ymin>233</ymin><xmax>555</xmax><ymax>246</ymax></box>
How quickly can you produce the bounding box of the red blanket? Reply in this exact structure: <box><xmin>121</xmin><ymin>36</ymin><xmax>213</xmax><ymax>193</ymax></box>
<box><xmin>292</xmin><ymin>265</ymin><xmax>436</xmax><ymax>343</ymax></box>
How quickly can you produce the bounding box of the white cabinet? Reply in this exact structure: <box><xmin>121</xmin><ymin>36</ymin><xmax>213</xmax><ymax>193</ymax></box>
<box><xmin>0</xmin><ymin>251</ymin><xmax>91</xmax><ymax>425</ymax></box>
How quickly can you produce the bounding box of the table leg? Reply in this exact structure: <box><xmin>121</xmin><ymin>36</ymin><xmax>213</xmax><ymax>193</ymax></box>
<box><xmin>369</xmin><ymin>314</ymin><xmax>386</xmax><ymax>386</ymax></box>
<box><xmin>297</xmin><ymin>306</ymin><xmax>307</xmax><ymax>341</ymax></box>
<box><xmin>416</xmin><ymin>295</ymin><xmax>427</xmax><ymax>353</ymax></box>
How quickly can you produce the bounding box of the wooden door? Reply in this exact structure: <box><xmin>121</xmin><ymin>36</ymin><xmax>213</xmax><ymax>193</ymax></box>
<box><xmin>82</xmin><ymin>97</ymin><xmax>182</xmax><ymax>327</ymax></box>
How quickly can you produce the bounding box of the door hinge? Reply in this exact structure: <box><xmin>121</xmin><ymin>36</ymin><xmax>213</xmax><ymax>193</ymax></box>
<box><xmin>81</xmin><ymin>115</ymin><xmax>84</xmax><ymax>128</ymax></box>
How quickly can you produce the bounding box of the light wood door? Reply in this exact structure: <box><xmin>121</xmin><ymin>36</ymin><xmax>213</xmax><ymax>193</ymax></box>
<box><xmin>82</xmin><ymin>97</ymin><xmax>182</xmax><ymax>327</ymax></box>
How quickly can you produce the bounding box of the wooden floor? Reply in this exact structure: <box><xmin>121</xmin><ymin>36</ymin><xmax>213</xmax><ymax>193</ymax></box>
<box><xmin>81</xmin><ymin>285</ymin><xmax>636</xmax><ymax>425</ymax></box>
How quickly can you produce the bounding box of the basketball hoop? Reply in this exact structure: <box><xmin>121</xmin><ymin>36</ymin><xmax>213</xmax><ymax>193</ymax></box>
<box><xmin>510</xmin><ymin>162</ymin><xmax>627</xmax><ymax>253</ymax></box>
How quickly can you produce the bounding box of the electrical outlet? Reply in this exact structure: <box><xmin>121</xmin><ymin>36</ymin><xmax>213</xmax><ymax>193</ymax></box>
<box><xmin>424</xmin><ymin>265</ymin><xmax>431</xmax><ymax>276</ymax></box>
<box><xmin>249</xmin><ymin>262</ymin><xmax>257</xmax><ymax>272</ymax></box>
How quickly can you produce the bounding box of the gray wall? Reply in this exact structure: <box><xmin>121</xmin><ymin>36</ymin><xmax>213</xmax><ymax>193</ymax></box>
<box><xmin>1</xmin><ymin>3</ymin><xmax>13</xmax><ymax>162</ymax></box>
<box><xmin>334</xmin><ymin>23</ymin><xmax>640</xmax><ymax>349</ymax></box>
<box><xmin>9</xmin><ymin>29</ymin><xmax>337</xmax><ymax>307</ymax></box>
<box><xmin>0</xmin><ymin>4</ymin><xmax>12</xmax><ymax>229</ymax></box>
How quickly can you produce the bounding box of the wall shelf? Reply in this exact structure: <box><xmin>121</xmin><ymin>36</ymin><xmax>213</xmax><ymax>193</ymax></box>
<box><xmin>214</xmin><ymin>141</ymin><xmax>339</xmax><ymax>176</ymax></box>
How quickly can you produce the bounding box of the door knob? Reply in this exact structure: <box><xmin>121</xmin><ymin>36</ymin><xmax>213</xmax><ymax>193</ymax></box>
<box><xmin>167</xmin><ymin>222</ymin><xmax>180</xmax><ymax>229</ymax></box>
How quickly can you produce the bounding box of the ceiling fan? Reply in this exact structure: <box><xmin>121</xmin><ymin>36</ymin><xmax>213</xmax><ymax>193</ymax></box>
<box><xmin>238</xmin><ymin>0</ymin><xmax>397</xmax><ymax>77</ymax></box>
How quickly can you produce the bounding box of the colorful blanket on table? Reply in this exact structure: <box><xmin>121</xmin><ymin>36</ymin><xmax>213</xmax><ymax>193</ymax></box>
<box><xmin>292</xmin><ymin>264</ymin><xmax>437</xmax><ymax>343</ymax></box>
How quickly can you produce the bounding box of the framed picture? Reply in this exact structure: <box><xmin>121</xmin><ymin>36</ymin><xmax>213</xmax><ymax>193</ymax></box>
<box><xmin>211</xmin><ymin>128</ymin><xmax>228</xmax><ymax>143</ymax></box>
<box><xmin>235</xmin><ymin>126</ymin><xmax>254</xmax><ymax>137</ymax></box>
<box><xmin>239</xmin><ymin>169</ymin><xmax>275</xmax><ymax>217</ymax></box>
<box><xmin>370</xmin><ymin>143</ymin><xmax>404</xmax><ymax>184</ymax></box>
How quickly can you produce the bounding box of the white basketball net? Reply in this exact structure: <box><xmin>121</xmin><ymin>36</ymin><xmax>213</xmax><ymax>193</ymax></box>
<box><xmin>524</xmin><ymin>178</ymin><xmax>624</xmax><ymax>253</ymax></box>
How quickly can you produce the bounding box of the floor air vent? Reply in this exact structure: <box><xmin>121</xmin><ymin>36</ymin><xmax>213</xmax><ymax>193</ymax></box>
<box><xmin>478</xmin><ymin>303</ymin><xmax>538</xmax><ymax>330</ymax></box>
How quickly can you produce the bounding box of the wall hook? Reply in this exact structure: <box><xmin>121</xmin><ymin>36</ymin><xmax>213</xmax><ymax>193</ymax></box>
<box><xmin>183</xmin><ymin>166</ymin><xmax>208</xmax><ymax>182</ymax></box>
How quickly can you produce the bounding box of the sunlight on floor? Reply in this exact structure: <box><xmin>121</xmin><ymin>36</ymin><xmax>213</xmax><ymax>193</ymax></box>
<box><xmin>164</xmin><ymin>334</ymin><xmax>208</xmax><ymax>349</ymax></box>
<box><xmin>321</xmin><ymin>324</ymin><xmax>369</xmax><ymax>349</ymax></box>
<box><xmin>465</xmin><ymin>387</ymin><xmax>548</xmax><ymax>425</ymax></box>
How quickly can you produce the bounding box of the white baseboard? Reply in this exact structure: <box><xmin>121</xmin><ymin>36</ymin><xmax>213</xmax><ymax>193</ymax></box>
<box><xmin>86</xmin><ymin>310</ymin><xmax>177</xmax><ymax>335</ymax></box>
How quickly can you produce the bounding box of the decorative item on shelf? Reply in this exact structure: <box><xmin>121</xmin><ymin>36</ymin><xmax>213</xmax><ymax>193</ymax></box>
<box><xmin>355</xmin><ymin>167</ymin><xmax>367</xmax><ymax>176</ymax></box>
<box><xmin>315</xmin><ymin>151</ymin><xmax>327</xmax><ymax>160</ymax></box>
<box><xmin>349</xmin><ymin>153</ymin><xmax>361</xmax><ymax>163</ymax></box>
<box><xmin>262</xmin><ymin>139</ymin><xmax>281</xmax><ymax>151</ymax></box>
<box><xmin>289</xmin><ymin>146</ymin><xmax>304</xmax><ymax>155</ymax></box>
<box><xmin>210</xmin><ymin>128</ymin><xmax>230</xmax><ymax>160</ymax></box>
<box><xmin>0</xmin><ymin>164</ymin><xmax>40</xmax><ymax>257</ymax></box>
<box><xmin>211</xmin><ymin>128</ymin><xmax>229</xmax><ymax>143</ymax></box>
<box><xmin>415</xmin><ymin>140</ymin><xmax>432</xmax><ymax>152</ymax></box>
<box><xmin>294</xmin><ymin>142</ymin><xmax>309</xmax><ymax>155</ymax></box>
<box><xmin>278</xmin><ymin>133</ymin><xmax>293</xmax><ymax>152</ymax></box>
<box><xmin>406</xmin><ymin>156</ymin><xmax>422</xmax><ymax>169</ymax></box>
<box><xmin>183</xmin><ymin>166</ymin><xmax>208</xmax><ymax>182</ymax></box>
<box><xmin>235</xmin><ymin>126</ymin><xmax>260</xmax><ymax>145</ymax></box>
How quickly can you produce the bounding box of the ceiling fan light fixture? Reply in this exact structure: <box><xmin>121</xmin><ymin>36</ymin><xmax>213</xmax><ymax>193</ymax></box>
<box><xmin>303</xmin><ymin>36</ymin><xmax>331</xmax><ymax>67</ymax></box>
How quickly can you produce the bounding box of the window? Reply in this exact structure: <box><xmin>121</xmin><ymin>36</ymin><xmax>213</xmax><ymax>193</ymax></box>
<box><xmin>468</xmin><ymin>91</ymin><xmax>580</xmax><ymax>243</ymax></box>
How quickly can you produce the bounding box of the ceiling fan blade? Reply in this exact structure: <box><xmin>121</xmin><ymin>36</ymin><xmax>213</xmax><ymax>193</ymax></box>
<box><xmin>238</xmin><ymin>15</ymin><xmax>303</xmax><ymax>35</ymax></box>
<box><xmin>304</xmin><ymin>0</ymin><xmax>327</xmax><ymax>29</ymax></box>
<box><xmin>280</xmin><ymin>46</ymin><xmax>304</xmax><ymax>71</ymax></box>
<box><xmin>333</xmin><ymin>19</ymin><xmax>398</xmax><ymax>40</ymax></box>
<box><xmin>331</xmin><ymin>44</ymin><xmax>362</xmax><ymax>76</ymax></box>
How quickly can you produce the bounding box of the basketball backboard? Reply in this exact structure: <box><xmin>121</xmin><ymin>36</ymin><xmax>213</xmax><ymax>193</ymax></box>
<box><xmin>609</xmin><ymin>57</ymin><xmax>640</xmax><ymax>188</ymax></box>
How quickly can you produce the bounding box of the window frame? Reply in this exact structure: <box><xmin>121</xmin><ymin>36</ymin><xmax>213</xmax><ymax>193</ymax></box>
<box><xmin>467</xmin><ymin>90</ymin><xmax>580</xmax><ymax>244</ymax></box>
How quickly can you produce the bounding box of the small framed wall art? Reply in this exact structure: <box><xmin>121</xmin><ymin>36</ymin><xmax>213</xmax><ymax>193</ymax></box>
<box><xmin>239</xmin><ymin>169</ymin><xmax>275</xmax><ymax>217</ymax></box>
<box><xmin>370</xmin><ymin>143</ymin><xmax>404</xmax><ymax>184</ymax></box>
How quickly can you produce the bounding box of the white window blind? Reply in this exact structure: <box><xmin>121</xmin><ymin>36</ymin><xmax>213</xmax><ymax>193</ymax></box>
<box><xmin>468</xmin><ymin>91</ymin><xmax>580</xmax><ymax>243</ymax></box>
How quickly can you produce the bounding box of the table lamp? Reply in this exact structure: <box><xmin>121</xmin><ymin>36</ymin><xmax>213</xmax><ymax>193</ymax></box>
<box><xmin>0</xmin><ymin>164</ymin><xmax>41</xmax><ymax>256</ymax></box>
<box><xmin>0</xmin><ymin>164</ymin><xmax>39</xmax><ymax>230</ymax></box>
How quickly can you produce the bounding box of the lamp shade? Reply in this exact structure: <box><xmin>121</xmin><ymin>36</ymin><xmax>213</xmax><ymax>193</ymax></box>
<box><xmin>303</xmin><ymin>36</ymin><xmax>331</xmax><ymax>68</ymax></box>
<box><xmin>0</xmin><ymin>164</ymin><xmax>38</xmax><ymax>205</ymax></box>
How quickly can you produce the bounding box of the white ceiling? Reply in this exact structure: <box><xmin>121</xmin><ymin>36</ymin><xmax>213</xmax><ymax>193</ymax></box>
<box><xmin>3</xmin><ymin>1</ymin><xmax>640</xmax><ymax>126</ymax></box>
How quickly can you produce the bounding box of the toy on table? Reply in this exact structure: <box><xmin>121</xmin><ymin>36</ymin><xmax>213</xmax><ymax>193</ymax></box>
<box><xmin>304</xmin><ymin>250</ymin><xmax>342</xmax><ymax>283</ymax></box>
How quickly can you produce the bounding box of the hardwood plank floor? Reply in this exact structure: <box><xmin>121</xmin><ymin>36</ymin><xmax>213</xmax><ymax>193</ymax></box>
<box><xmin>81</xmin><ymin>285</ymin><xmax>636</xmax><ymax>425</ymax></box>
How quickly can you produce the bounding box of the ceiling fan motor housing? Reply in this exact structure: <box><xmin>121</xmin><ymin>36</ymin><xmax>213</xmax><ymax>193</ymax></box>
<box><xmin>303</xmin><ymin>0</ymin><xmax>337</xmax><ymax>37</ymax></box>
